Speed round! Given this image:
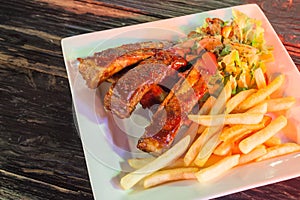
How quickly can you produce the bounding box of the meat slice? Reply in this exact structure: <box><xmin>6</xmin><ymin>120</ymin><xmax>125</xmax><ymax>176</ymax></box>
<box><xmin>139</xmin><ymin>85</ymin><xmax>167</xmax><ymax>110</ymax></box>
<box><xmin>104</xmin><ymin>82</ymin><xmax>168</xmax><ymax>115</ymax></box>
<box><xmin>136</xmin><ymin>37</ymin><xmax>222</xmax><ymax>155</ymax></box>
<box><xmin>78</xmin><ymin>41</ymin><xmax>174</xmax><ymax>88</ymax></box>
<box><xmin>137</xmin><ymin>63</ymin><xmax>208</xmax><ymax>155</ymax></box>
<box><xmin>105</xmin><ymin>62</ymin><xmax>171</xmax><ymax>118</ymax></box>
<box><xmin>104</xmin><ymin>50</ymin><xmax>187</xmax><ymax>118</ymax></box>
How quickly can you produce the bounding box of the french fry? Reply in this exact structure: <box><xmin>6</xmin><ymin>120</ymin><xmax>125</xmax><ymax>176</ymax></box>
<box><xmin>245</xmin><ymin>102</ymin><xmax>267</xmax><ymax>114</ymax></box>
<box><xmin>256</xmin><ymin>143</ymin><xmax>300</xmax><ymax>162</ymax></box>
<box><xmin>239</xmin><ymin>115</ymin><xmax>287</xmax><ymax>154</ymax></box>
<box><xmin>182</xmin><ymin>96</ymin><xmax>217</xmax><ymax>142</ymax></box>
<box><xmin>184</xmin><ymin>90</ymin><xmax>227</xmax><ymax>166</ymax></box>
<box><xmin>162</xmin><ymin>158</ymin><xmax>197</xmax><ymax>169</ymax></box>
<box><xmin>219</xmin><ymin>116</ymin><xmax>272</xmax><ymax>142</ymax></box>
<box><xmin>231</xmin><ymin>142</ymin><xmax>243</xmax><ymax>154</ymax></box>
<box><xmin>239</xmin><ymin>145</ymin><xmax>267</xmax><ymax>165</ymax></box>
<box><xmin>128</xmin><ymin>157</ymin><xmax>155</xmax><ymax>169</ymax></box>
<box><xmin>120</xmin><ymin>136</ymin><xmax>190</xmax><ymax>190</ymax></box>
<box><xmin>163</xmin><ymin>158</ymin><xmax>190</xmax><ymax>169</ymax></box>
<box><xmin>197</xmin><ymin>125</ymin><xmax>206</xmax><ymax>134</ymax></box>
<box><xmin>194</xmin><ymin>130</ymin><xmax>222</xmax><ymax>167</ymax></box>
<box><xmin>128</xmin><ymin>157</ymin><xmax>195</xmax><ymax>170</ymax></box>
<box><xmin>188</xmin><ymin>81</ymin><xmax>232</xmax><ymax>166</ymax></box>
<box><xmin>194</xmin><ymin>81</ymin><xmax>232</xmax><ymax>166</ymax></box>
<box><xmin>162</xmin><ymin>158</ymin><xmax>198</xmax><ymax>170</ymax></box>
<box><xmin>219</xmin><ymin>126</ymin><xmax>248</xmax><ymax>142</ymax></box>
<box><xmin>254</xmin><ymin>67</ymin><xmax>266</xmax><ymax>89</ymax></box>
<box><xmin>214</xmin><ymin>130</ymin><xmax>253</xmax><ymax>156</ymax></box>
<box><xmin>198</xmin><ymin>95</ymin><xmax>217</xmax><ymax>115</ymax></box>
<box><xmin>181</xmin><ymin>96</ymin><xmax>217</xmax><ymax>167</ymax></box>
<box><xmin>184</xmin><ymin>127</ymin><xmax>218</xmax><ymax>166</ymax></box>
<box><xmin>118</xmin><ymin>12</ymin><xmax>300</xmax><ymax>191</ymax></box>
<box><xmin>209</xmin><ymin>81</ymin><xmax>232</xmax><ymax>115</ymax></box>
<box><xmin>213</xmin><ymin>141</ymin><xmax>232</xmax><ymax>156</ymax></box>
<box><xmin>225</xmin><ymin>89</ymin><xmax>257</xmax><ymax>114</ymax></box>
<box><xmin>143</xmin><ymin>167</ymin><xmax>199</xmax><ymax>188</ymax></box>
<box><xmin>128</xmin><ymin>157</ymin><xmax>196</xmax><ymax>170</ymax></box>
<box><xmin>235</xmin><ymin>74</ymin><xmax>285</xmax><ymax>112</ymax></box>
<box><xmin>195</xmin><ymin>154</ymin><xmax>240</xmax><ymax>182</ymax></box>
<box><xmin>202</xmin><ymin>154</ymin><xmax>226</xmax><ymax>168</ymax></box>
<box><xmin>263</xmin><ymin>96</ymin><xmax>296</xmax><ymax>112</ymax></box>
<box><xmin>189</xmin><ymin>113</ymin><xmax>264</xmax><ymax>126</ymax></box>
<box><xmin>182</xmin><ymin>122</ymin><xmax>199</xmax><ymax>147</ymax></box>
<box><xmin>264</xmin><ymin>136</ymin><xmax>282</xmax><ymax>147</ymax></box>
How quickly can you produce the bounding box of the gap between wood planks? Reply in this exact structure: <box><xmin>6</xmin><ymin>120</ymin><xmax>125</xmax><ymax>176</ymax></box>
<box><xmin>0</xmin><ymin>169</ymin><xmax>91</xmax><ymax>196</ymax></box>
<box><xmin>0</xmin><ymin>24</ymin><xmax>61</xmax><ymax>45</ymax></box>
<box><xmin>0</xmin><ymin>52</ymin><xmax>67</xmax><ymax>78</ymax></box>
<box><xmin>36</xmin><ymin>0</ymin><xmax>159</xmax><ymax>21</ymax></box>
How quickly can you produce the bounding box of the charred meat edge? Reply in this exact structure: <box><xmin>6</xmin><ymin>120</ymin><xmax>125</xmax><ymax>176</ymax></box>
<box><xmin>78</xmin><ymin>41</ymin><xmax>175</xmax><ymax>89</ymax></box>
<box><xmin>137</xmin><ymin>37</ymin><xmax>222</xmax><ymax>155</ymax></box>
<box><xmin>104</xmin><ymin>50</ymin><xmax>188</xmax><ymax>118</ymax></box>
<box><xmin>137</xmin><ymin>63</ymin><xmax>208</xmax><ymax>155</ymax></box>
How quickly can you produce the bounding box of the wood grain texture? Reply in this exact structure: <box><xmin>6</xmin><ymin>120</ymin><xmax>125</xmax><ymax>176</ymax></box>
<box><xmin>0</xmin><ymin>0</ymin><xmax>299</xmax><ymax>200</ymax></box>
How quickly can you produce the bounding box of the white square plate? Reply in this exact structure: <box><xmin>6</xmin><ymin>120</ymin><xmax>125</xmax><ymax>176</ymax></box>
<box><xmin>62</xmin><ymin>4</ymin><xmax>300</xmax><ymax>200</ymax></box>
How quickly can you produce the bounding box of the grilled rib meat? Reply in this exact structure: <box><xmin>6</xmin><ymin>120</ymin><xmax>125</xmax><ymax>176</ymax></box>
<box><xmin>137</xmin><ymin>63</ymin><xmax>208</xmax><ymax>155</ymax></box>
<box><xmin>139</xmin><ymin>85</ymin><xmax>167</xmax><ymax>110</ymax></box>
<box><xmin>78</xmin><ymin>41</ymin><xmax>174</xmax><ymax>88</ymax></box>
<box><xmin>105</xmin><ymin>82</ymin><xmax>167</xmax><ymax>115</ymax></box>
<box><xmin>77</xmin><ymin>35</ymin><xmax>223</xmax><ymax>155</ymax></box>
<box><xmin>104</xmin><ymin>38</ymin><xmax>219</xmax><ymax>118</ymax></box>
<box><xmin>137</xmin><ymin>38</ymin><xmax>222</xmax><ymax>155</ymax></box>
<box><xmin>104</xmin><ymin>50</ymin><xmax>188</xmax><ymax>118</ymax></box>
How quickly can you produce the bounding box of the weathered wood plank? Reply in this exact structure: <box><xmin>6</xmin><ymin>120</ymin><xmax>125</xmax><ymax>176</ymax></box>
<box><xmin>0</xmin><ymin>66</ymin><xmax>92</xmax><ymax>199</ymax></box>
<box><xmin>0</xmin><ymin>0</ymin><xmax>299</xmax><ymax>199</ymax></box>
<box><xmin>1</xmin><ymin>169</ymin><xmax>92</xmax><ymax>200</ymax></box>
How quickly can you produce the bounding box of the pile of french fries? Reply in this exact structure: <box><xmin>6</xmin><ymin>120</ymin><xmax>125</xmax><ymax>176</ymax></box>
<box><xmin>120</xmin><ymin>69</ymin><xmax>300</xmax><ymax>190</ymax></box>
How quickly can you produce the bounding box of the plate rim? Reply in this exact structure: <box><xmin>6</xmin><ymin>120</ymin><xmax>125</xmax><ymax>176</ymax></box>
<box><xmin>61</xmin><ymin>3</ymin><xmax>300</xmax><ymax>200</ymax></box>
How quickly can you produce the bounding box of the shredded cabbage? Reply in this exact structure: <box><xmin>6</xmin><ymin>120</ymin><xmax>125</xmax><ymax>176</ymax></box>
<box><xmin>192</xmin><ymin>9</ymin><xmax>274</xmax><ymax>94</ymax></box>
<box><xmin>226</xmin><ymin>10</ymin><xmax>273</xmax><ymax>91</ymax></box>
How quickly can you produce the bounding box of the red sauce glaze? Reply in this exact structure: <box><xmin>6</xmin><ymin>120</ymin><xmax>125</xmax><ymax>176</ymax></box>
<box><xmin>152</xmin><ymin>97</ymin><xmax>182</xmax><ymax>146</ymax></box>
<box><xmin>193</xmin><ymin>79</ymin><xmax>208</xmax><ymax>100</ymax></box>
<box><xmin>140</xmin><ymin>85</ymin><xmax>166</xmax><ymax>109</ymax></box>
<box><xmin>171</xmin><ymin>57</ymin><xmax>188</xmax><ymax>70</ymax></box>
<box><xmin>144</xmin><ymin>74</ymin><xmax>207</xmax><ymax>149</ymax></box>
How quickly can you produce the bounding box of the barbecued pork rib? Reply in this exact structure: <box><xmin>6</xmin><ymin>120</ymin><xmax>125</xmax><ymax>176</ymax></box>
<box><xmin>139</xmin><ymin>85</ymin><xmax>167</xmax><ymax>110</ymax></box>
<box><xmin>78</xmin><ymin>41</ymin><xmax>175</xmax><ymax>88</ymax></box>
<box><xmin>137</xmin><ymin>63</ymin><xmax>208</xmax><ymax>155</ymax></box>
<box><xmin>104</xmin><ymin>50</ymin><xmax>188</xmax><ymax>118</ymax></box>
<box><xmin>136</xmin><ymin>37</ymin><xmax>222</xmax><ymax>155</ymax></box>
<box><xmin>104</xmin><ymin>80</ymin><xmax>168</xmax><ymax>115</ymax></box>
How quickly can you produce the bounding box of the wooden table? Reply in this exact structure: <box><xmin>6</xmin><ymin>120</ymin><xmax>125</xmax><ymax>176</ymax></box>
<box><xmin>1</xmin><ymin>0</ymin><xmax>299</xmax><ymax>199</ymax></box>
